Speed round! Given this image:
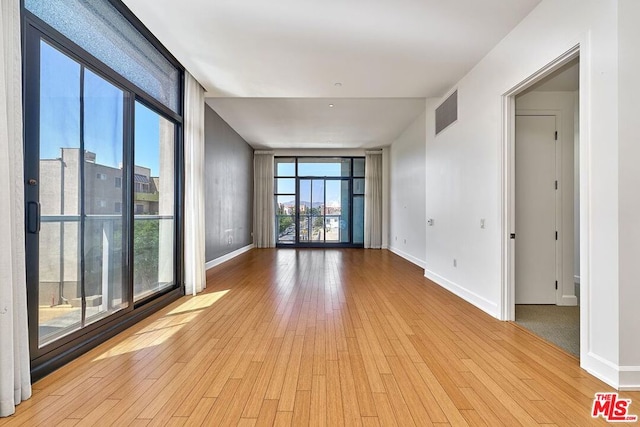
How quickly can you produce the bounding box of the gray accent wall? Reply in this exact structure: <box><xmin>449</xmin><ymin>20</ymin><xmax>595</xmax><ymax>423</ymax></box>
<box><xmin>204</xmin><ymin>105</ymin><xmax>254</xmax><ymax>262</ymax></box>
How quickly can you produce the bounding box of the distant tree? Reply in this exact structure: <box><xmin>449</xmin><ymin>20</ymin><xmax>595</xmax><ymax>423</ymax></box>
<box><xmin>134</xmin><ymin>219</ymin><xmax>159</xmax><ymax>289</ymax></box>
<box><xmin>313</xmin><ymin>216</ymin><xmax>324</xmax><ymax>229</ymax></box>
<box><xmin>279</xmin><ymin>216</ymin><xmax>293</xmax><ymax>234</ymax></box>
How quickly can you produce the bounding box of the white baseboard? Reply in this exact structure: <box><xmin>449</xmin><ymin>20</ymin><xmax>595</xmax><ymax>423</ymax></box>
<box><xmin>557</xmin><ymin>295</ymin><xmax>578</xmax><ymax>306</ymax></box>
<box><xmin>388</xmin><ymin>246</ymin><xmax>426</xmax><ymax>268</ymax></box>
<box><xmin>423</xmin><ymin>268</ymin><xmax>499</xmax><ymax>318</ymax></box>
<box><xmin>205</xmin><ymin>244</ymin><xmax>254</xmax><ymax>270</ymax></box>
<box><xmin>619</xmin><ymin>366</ymin><xmax>640</xmax><ymax>391</ymax></box>
<box><xmin>582</xmin><ymin>354</ymin><xmax>640</xmax><ymax>391</ymax></box>
<box><xmin>582</xmin><ymin>352</ymin><xmax>619</xmax><ymax>389</ymax></box>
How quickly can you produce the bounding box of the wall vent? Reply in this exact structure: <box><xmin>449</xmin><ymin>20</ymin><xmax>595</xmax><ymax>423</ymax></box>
<box><xmin>435</xmin><ymin>90</ymin><xmax>457</xmax><ymax>135</ymax></box>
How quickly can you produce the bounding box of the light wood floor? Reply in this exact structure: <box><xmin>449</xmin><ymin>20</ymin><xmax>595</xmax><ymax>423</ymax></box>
<box><xmin>2</xmin><ymin>249</ymin><xmax>638</xmax><ymax>426</ymax></box>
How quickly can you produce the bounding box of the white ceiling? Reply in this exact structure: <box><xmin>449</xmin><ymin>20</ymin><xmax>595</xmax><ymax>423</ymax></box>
<box><xmin>122</xmin><ymin>0</ymin><xmax>542</xmax><ymax>149</ymax></box>
<box><xmin>205</xmin><ymin>98</ymin><xmax>426</xmax><ymax>149</ymax></box>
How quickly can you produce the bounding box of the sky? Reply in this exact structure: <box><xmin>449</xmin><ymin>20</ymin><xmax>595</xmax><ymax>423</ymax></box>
<box><xmin>40</xmin><ymin>40</ymin><xmax>161</xmax><ymax>176</ymax></box>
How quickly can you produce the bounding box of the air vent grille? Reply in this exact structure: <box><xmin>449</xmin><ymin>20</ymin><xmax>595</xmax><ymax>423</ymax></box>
<box><xmin>435</xmin><ymin>90</ymin><xmax>457</xmax><ymax>135</ymax></box>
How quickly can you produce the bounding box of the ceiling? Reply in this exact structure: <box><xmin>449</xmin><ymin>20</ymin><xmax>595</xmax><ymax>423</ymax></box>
<box><xmin>122</xmin><ymin>0</ymin><xmax>542</xmax><ymax>149</ymax></box>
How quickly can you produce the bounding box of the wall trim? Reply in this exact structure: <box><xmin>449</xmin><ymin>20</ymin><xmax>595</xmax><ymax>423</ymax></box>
<box><xmin>619</xmin><ymin>366</ymin><xmax>640</xmax><ymax>391</ymax></box>
<box><xmin>424</xmin><ymin>269</ymin><xmax>499</xmax><ymax>318</ymax></box>
<box><xmin>582</xmin><ymin>351</ymin><xmax>620</xmax><ymax>390</ymax></box>
<box><xmin>558</xmin><ymin>295</ymin><xmax>578</xmax><ymax>306</ymax></box>
<box><xmin>388</xmin><ymin>246</ymin><xmax>426</xmax><ymax>268</ymax></box>
<box><xmin>205</xmin><ymin>244</ymin><xmax>255</xmax><ymax>270</ymax></box>
<box><xmin>581</xmin><ymin>354</ymin><xmax>640</xmax><ymax>391</ymax></box>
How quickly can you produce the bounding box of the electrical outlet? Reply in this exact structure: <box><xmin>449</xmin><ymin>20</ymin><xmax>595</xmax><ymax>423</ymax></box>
<box><xmin>427</xmin><ymin>218</ymin><xmax>434</xmax><ymax>226</ymax></box>
<box><xmin>404</xmin><ymin>239</ymin><xmax>407</xmax><ymax>244</ymax></box>
<box><xmin>480</xmin><ymin>218</ymin><xmax>486</xmax><ymax>229</ymax></box>
<box><xmin>453</xmin><ymin>258</ymin><xmax>457</xmax><ymax>267</ymax></box>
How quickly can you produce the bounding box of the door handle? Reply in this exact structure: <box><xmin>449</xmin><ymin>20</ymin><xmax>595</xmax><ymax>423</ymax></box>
<box><xmin>27</xmin><ymin>201</ymin><xmax>41</xmax><ymax>234</ymax></box>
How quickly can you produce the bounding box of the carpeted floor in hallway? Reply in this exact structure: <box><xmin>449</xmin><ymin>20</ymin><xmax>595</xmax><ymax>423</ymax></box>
<box><xmin>515</xmin><ymin>304</ymin><xmax>580</xmax><ymax>357</ymax></box>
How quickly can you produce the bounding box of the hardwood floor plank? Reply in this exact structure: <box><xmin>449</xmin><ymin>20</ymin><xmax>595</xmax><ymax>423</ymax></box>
<box><xmin>273</xmin><ymin>411</ymin><xmax>293</xmax><ymax>427</ymax></box>
<box><xmin>297</xmin><ymin>327</ymin><xmax>316</xmax><ymax>391</ymax></box>
<box><xmin>371</xmin><ymin>392</ymin><xmax>398</xmax><ymax>427</ymax></box>
<box><xmin>242</xmin><ymin>337</ymin><xmax>285</xmax><ymax>418</ymax></box>
<box><xmin>326</xmin><ymin>359</ymin><xmax>345</xmax><ymax>427</ymax></box>
<box><xmin>265</xmin><ymin>330</ymin><xmax>296</xmax><ymax>400</ymax></box>
<box><xmin>309</xmin><ymin>375</ymin><xmax>327</xmax><ymax>427</ymax></box>
<box><xmin>277</xmin><ymin>334</ymin><xmax>305</xmax><ymax>411</ymax></box>
<box><xmin>292</xmin><ymin>390</ymin><xmax>311</xmax><ymax>426</ymax></box>
<box><xmin>255</xmin><ymin>399</ymin><xmax>279</xmax><ymax>427</ymax></box>
<box><xmin>381</xmin><ymin>373</ymin><xmax>417</xmax><ymax>427</ymax></box>
<box><xmin>218</xmin><ymin>362</ymin><xmax>262</xmax><ymax>425</ymax></box>
<box><xmin>346</xmin><ymin>337</ymin><xmax>378</xmax><ymax>417</ymax></box>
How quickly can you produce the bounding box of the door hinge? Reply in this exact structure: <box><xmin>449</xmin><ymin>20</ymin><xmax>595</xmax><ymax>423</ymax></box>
<box><xmin>555</xmin><ymin>280</ymin><xmax>558</xmax><ymax>290</ymax></box>
<box><xmin>555</xmin><ymin>231</ymin><xmax>558</xmax><ymax>240</ymax></box>
<box><xmin>555</xmin><ymin>180</ymin><xmax>558</xmax><ymax>190</ymax></box>
<box><xmin>555</xmin><ymin>131</ymin><xmax>558</xmax><ymax>140</ymax></box>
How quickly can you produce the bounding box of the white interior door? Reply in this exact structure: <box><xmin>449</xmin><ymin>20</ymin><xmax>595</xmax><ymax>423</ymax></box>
<box><xmin>515</xmin><ymin>115</ymin><xmax>557</xmax><ymax>304</ymax></box>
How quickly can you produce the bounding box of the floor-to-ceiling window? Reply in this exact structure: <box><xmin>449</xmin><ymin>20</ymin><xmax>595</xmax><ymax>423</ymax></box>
<box><xmin>22</xmin><ymin>0</ymin><xmax>183</xmax><ymax>379</ymax></box>
<box><xmin>275</xmin><ymin>157</ymin><xmax>365</xmax><ymax>247</ymax></box>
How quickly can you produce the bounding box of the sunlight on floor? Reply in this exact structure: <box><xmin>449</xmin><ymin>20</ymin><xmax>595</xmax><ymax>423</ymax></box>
<box><xmin>92</xmin><ymin>290</ymin><xmax>229</xmax><ymax>361</ymax></box>
<box><xmin>167</xmin><ymin>290</ymin><xmax>230</xmax><ymax>315</ymax></box>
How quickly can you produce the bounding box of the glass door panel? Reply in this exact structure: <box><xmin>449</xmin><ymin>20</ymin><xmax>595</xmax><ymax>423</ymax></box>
<box><xmin>83</xmin><ymin>69</ymin><xmax>127</xmax><ymax>325</ymax></box>
<box><xmin>276</xmin><ymin>195</ymin><xmax>296</xmax><ymax>243</ymax></box>
<box><xmin>35</xmin><ymin>40</ymin><xmax>127</xmax><ymax>347</ymax></box>
<box><xmin>299</xmin><ymin>179</ymin><xmax>311</xmax><ymax>242</ymax></box>
<box><xmin>133</xmin><ymin>101</ymin><xmax>175</xmax><ymax>302</ymax></box>
<box><xmin>311</xmin><ymin>180</ymin><xmax>324</xmax><ymax>242</ymax></box>
<box><xmin>37</xmin><ymin>40</ymin><xmax>83</xmax><ymax>346</ymax></box>
<box><xmin>353</xmin><ymin>196</ymin><xmax>364</xmax><ymax>244</ymax></box>
<box><xmin>339</xmin><ymin>180</ymin><xmax>351</xmax><ymax>243</ymax></box>
<box><xmin>324</xmin><ymin>180</ymin><xmax>342</xmax><ymax>242</ymax></box>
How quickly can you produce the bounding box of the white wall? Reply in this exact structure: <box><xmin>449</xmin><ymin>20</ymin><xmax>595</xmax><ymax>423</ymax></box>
<box><xmin>515</xmin><ymin>91</ymin><xmax>577</xmax><ymax>306</ymax></box>
<box><xmin>424</xmin><ymin>0</ymin><xmax>637</xmax><ymax>389</ymax></box>
<box><xmin>389</xmin><ymin>110</ymin><xmax>426</xmax><ymax>267</ymax></box>
<box><xmin>617</xmin><ymin>0</ymin><xmax>640</xmax><ymax>389</ymax></box>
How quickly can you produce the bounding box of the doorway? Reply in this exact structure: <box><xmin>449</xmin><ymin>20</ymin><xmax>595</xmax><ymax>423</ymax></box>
<box><xmin>504</xmin><ymin>51</ymin><xmax>580</xmax><ymax>357</ymax></box>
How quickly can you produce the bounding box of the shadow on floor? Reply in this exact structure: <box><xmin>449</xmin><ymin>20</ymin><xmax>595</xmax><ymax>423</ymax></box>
<box><xmin>515</xmin><ymin>304</ymin><xmax>579</xmax><ymax>357</ymax></box>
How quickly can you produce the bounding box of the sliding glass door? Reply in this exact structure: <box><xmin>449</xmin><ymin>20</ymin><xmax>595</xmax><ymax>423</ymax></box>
<box><xmin>275</xmin><ymin>157</ymin><xmax>364</xmax><ymax>247</ymax></box>
<box><xmin>23</xmin><ymin>28</ymin><xmax>180</xmax><ymax>365</ymax></box>
<box><xmin>298</xmin><ymin>179</ymin><xmax>350</xmax><ymax>243</ymax></box>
